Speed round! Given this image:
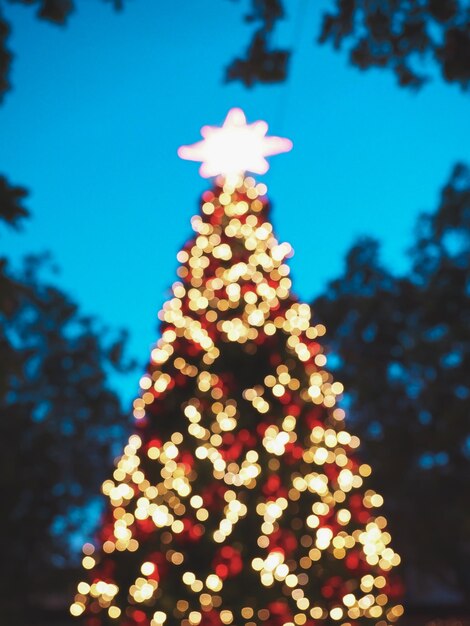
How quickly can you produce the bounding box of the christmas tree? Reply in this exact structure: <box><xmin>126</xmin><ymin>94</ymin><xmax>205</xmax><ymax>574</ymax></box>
<box><xmin>71</xmin><ymin>109</ymin><xmax>403</xmax><ymax>626</ymax></box>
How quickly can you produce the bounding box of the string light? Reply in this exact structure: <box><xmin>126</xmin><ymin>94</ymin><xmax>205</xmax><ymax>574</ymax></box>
<box><xmin>72</xmin><ymin>151</ymin><xmax>402</xmax><ymax>625</ymax></box>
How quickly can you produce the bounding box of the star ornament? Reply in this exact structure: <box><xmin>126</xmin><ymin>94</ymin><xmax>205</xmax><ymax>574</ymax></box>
<box><xmin>177</xmin><ymin>108</ymin><xmax>293</xmax><ymax>178</ymax></box>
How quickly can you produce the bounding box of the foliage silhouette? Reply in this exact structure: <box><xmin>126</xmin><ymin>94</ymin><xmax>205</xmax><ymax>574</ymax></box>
<box><xmin>0</xmin><ymin>203</ymin><xmax>133</xmax><ymax>622</ymax></box>
<box><xmin>313</xmin><ymin>163</ymin><xmax>470</xmax><ymax>605</ymax></box>
<box><xmin>226</xmin><ymin>0</ymin><xmax>290</xmax><ymax>86</ymax></box>
<box><xmin>227</xmin><ymin>0</ymin><xmax>470</xmax><ymax>89</ymax></box>
<box><xmin>0</xmin><ymin>174</ymin><xmax>29</xmax><ymax>228</ymax></box>
<box><xmin>2</xmin><ymin>1</ymin><xmax>470</xmax><ymax>96</ymax></box>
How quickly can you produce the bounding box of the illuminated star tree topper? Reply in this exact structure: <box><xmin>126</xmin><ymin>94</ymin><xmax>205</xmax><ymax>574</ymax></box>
<box><xmin>177</xmin><ymin>108</ymin><xmax>293</xmax><ymax>179</ymax></box>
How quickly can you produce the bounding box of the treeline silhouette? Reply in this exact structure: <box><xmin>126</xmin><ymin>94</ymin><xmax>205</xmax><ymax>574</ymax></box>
<box><xmin>314</xmin><ymin>163</ymin><xmax>470</xmax><ymax>609</ymax></box>
<box><xmin>0</xmin><ymin>188</ymin><xmax>134</xmax><ymax>624</ymax></box>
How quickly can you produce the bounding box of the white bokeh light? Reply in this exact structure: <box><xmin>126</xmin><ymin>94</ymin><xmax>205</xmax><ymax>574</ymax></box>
<box><xmin>178</xmin><ymin>108</ymin><xmax>293</xmax><ymax>178</ymax></box>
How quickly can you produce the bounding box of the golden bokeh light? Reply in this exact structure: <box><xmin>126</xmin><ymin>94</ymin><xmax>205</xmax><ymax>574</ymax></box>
<box><xmin>72</xmin><ymin>175</ymin><xmax>402</xmax><ymax>626</ymax></box>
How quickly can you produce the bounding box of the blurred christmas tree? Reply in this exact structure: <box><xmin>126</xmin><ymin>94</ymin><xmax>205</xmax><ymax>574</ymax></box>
<box><xmin>72</xmin><ymin>109</ymin><xmax>403</xmax><ymax>626</ymax></box>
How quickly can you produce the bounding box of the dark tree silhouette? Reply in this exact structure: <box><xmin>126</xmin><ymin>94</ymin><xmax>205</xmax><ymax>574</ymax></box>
<box><xmin>3</xmin><ymin>1</ymin><xmax>469</xmax><ymax>94</ymax></box>
<box><xmin>226</xmin><ymin>0</ymin><xmax>290</xmax><ymax>86</ymax></box>
<box><xmin>0</xmin><ymin>9</ymin><xmax>11</xmax><ymax>97</ymax></box>
<box><xmin>0</xmin><ymin>175</ymin><xmax>29</xmax><ymax>227</ymax></box>
<box><xmin>227</xmin><ymin>0</ymin><xmax>470</xmax><ymax>89</ymax></box>
<box><xmin>312</xmin><ymin>164</ymin><xmax>470</xmax><ymax>605</ymax></box>
<box><xmin>0</xmin><ymin>197</ymin><xmax>133</xmax><ymax>623</ymax></box>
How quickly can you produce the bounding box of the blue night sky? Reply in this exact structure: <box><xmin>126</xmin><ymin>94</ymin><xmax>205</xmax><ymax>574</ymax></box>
<box><xmin>1</xmin><ymin>0</ymin><xmax>469</xmax><ymax>403</ymax></box>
